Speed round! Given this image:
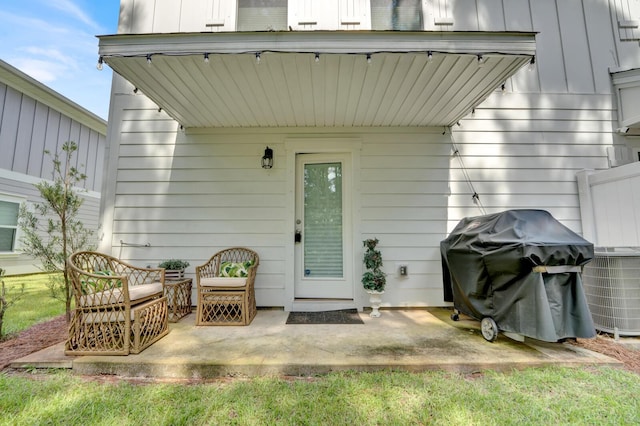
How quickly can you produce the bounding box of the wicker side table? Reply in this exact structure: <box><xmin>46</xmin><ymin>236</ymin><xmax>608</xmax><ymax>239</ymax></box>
<box><xmin>164</xmin><ymin>278</ymin><xmax>192</xmax><ymax>322</ymax></box>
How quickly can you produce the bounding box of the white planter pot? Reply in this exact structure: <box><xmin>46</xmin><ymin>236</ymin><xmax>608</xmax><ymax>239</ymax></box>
<box><xmin>366</xmin><ymin>290</ymin><xmax>384</xmax><ymax>317</ymax></box>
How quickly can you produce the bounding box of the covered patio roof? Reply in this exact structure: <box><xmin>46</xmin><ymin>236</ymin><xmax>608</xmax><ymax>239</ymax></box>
<box><xmin>98</xmin><ymin>31</ymin><xmax>536</xmax><ymax>129</ymax></box>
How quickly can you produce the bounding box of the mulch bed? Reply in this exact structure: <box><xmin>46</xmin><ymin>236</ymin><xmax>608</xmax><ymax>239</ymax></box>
<box><xmin>571</xmin><ymin>335</ymin><xmax>640</xmax><ymax>374</ymax></box>
<box><xmin>0</xmin><ymin>314</ymin><xmax>67</xmax><ymax>370</ymax></box>
<box><xmin>1</xmin><ymin>315</ymin><xmax>638</xmax><ymax>375</ymax></box>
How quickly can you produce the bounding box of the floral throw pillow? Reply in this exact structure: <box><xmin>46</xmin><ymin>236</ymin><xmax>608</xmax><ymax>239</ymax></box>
<box><xmin>220</xmin><ymin>260</ymin><xmax>254</xmax><ymax>278</ymax></box>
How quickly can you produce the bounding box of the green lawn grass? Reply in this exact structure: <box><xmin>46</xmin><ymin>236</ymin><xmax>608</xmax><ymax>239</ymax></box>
<box><xmin>1</xmin><ymin>367</ymin><xmax>639</xmax><ymax>425</ymax></box>
<box><xmin>1</xmin><ymin>275</ymin><xmax>639</xmax><ymax>424</ymax></box>
<box><xmin>1</xmin><ymin>273</ymin><xmax>65</xmax><ymax>337</ymax></box>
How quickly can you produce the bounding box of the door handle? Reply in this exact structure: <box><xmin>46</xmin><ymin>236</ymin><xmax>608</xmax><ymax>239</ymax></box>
<box><xmin>295</xmin><ymin>230</ymin><xmax>302</xmax><ymax>243</ymax></box>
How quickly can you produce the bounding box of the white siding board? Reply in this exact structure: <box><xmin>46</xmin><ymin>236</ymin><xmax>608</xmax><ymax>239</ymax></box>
<box><xmin>584</xmin><ymin>0</ymin><xmax>620</xmax><ymax>93</ymax></box>
<box><xmin>56</xmin><ymin>115</ymin><xmax>71</xmax><ymax>153</ymax></box>
<box><xmin>453</xmin><ymin>156</ymin><xmax>605</xmax><ymax>170</ymax></box>
<box><xmin>113</xmin><ymin>206</ymin><xmax>286</xmax><ymax>221</ymax></box>
<box><xmin>114</xmin><ymin>219</ymin><xmax>285</xmax><ymax>234</ymax></box>
<box><xmin>179</xmin><ymin>0</ymin><xmax>210</xmax><ymax>32</ymax></box>
<box><xmin>503</xmin><ymin>0</ymin><xmax>533</xmax><ymax>31</ymax></box>
<box><xmin>129</xmin><ymin>0</ymin><xmax>155</xmax><ymax>33</ymax></box>
<box><xmin>113</xmin><ymin>233</ymin><xmax>283</xmax><ymax>248</ymax></box>
<box><xmin>362</xmin><ymin>220</ymin><xmax>448</xmax><ymax>234</ymax></box>
<box><xmin>452</xmin><ymin>130</ymin><xmax>613</xmax><ymax>145</ymax></box>
<box><xmin>85</xmin><ymin>131</ymin><xmax>99</xmax><ymax>191</ymax></box>
<box><xmin>457</xmin><ymin>119</ymin><xmax>613</xmax><ymax>133</ymax></box>
<box><xmin>115</xmin><ymin>181</ymin><xmax>278</xmax><ymax>195</ymax></box>
<box><xmin>531</xmin><ymin>0</ymin><xmax>568</xmax><ymax>93</ymax></box>
<box><xmin>480</xmin><ymin>93</ymin><xmax>614</xmax><ymax>109</ymax></box>
<box><xmin>475</xmin><ymin>0</ymin><xmax>506</xmax><ymax>31</ymax></box>
<box><xmin>14</xmin><ymin>96</ymin><xmax>36</xmax><ymax>174</ymax></box>
<box><xmin>449</xmin><ymin>0</ymin><xmax>478</xmax><ymax>30</ymax></box>
<box><xmin>27</xmin><ymin>103</ymin><xmax>49</xmax><ymax>177</ymax></box>
<box><xmin>0</xmin><ymin>83</ymin><xmax>6</xmax><ymax>120</ymax></box>
<box><xmin>452</xmin><ymin>143</ymin><xmax>605</xmax><ymax>157</ymax></box>
<box><xmin>0</xmin><ymin>87</ymin><xmax>21</xmax><ymax>169</ymax></box>
<box><xmin>153</xmin><ymin>0</ymin><xmax>182</xmax><ymax>32</ymax></box>
<box><xmin>116</xmin><ymin>168</ymin><xmax>285</xmax><ymax>182</ymax></box>
<box><xmin>557</xmin><ymin>0</ymin><xmax>596</xmax><ymax>94</ymax></box>
<box><xmin>470</xmin><ymin>107</ymin><xmax>615</xmax><ymax>122</ymax></box>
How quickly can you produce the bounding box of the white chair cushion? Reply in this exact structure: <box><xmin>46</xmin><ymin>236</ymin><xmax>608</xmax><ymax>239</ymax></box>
<box><xmin>200</xmin><ymin>277</ymin><xmax>247</xmax><ymax>287</ymax></box>
<box><xmin>129</xmin><ymin>282</ymin><xmax>163</xmax><ymax>302</ymax></box>
<box><xmin>79</xmin><ymin>282</ymin><xmax>163</xmax><ymax>307</ymax></box>
<box><xmin>79</xmin><ymin>288</ymin><xmax>123</xmax><ymax>307</ymax></box>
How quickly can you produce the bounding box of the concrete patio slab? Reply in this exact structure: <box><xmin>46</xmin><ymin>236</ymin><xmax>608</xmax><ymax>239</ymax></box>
<box><xmin>10</xmin><ymin>308</ymin><xmax>620</xmax><ymax>379</ymax></box>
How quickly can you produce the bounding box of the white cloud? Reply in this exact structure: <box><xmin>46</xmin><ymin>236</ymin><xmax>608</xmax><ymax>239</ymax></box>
<box><xmin>10</xmin><ymin>57</ymin><xmax>72</xmax><ymax>83</ymax></box>
<box><xmin>49</xmin><ymin>0</ymin><xmax>99</xmax><ymax>29</ymax></box>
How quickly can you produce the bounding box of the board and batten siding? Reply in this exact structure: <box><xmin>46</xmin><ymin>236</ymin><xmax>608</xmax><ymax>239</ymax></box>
<box><xmin>0</xmin><ymin>81</ymin><xmax>105</xmax><ymax>193</ymax></box>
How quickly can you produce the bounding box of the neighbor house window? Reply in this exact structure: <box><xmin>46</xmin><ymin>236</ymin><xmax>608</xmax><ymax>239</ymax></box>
<box><xmin>0</xmin><ymin>196</ymin><xmax>22</xmax><ymax>253</ymax></box>
<box><xmin>237</xmin><ymin>0</ymin><xmax>288</xmax><ymax>31</ymax></box>
<box><xmin>371</xmin><ymin>0</ymin><xmax>423</xmax><ymax>30</ymax></box>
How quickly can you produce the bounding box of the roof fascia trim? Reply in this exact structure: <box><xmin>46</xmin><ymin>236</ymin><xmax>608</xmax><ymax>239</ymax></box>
<box><xmin>98</xmin><ymin>31</ymin><xmax>536</xmax><ymax>57</ymax></box>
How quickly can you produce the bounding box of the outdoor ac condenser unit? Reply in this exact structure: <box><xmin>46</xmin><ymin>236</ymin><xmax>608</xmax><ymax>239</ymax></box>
<box><xmin>582</xmin><ymin>248</ymin><xmax>640</xmax><ymax>336</ymax></box>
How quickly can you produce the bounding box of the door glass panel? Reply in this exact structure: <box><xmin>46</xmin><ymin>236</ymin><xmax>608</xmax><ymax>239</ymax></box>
<box><xmin>303</xmin><ymin>162</ymin><xmax>343</xmax><ymax>278</ymax></box>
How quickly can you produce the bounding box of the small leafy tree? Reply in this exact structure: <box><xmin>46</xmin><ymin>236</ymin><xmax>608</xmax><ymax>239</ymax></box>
<box><xmin>0</xmin><ymin>267</ymin><xmax>24</xmax><ymax>339</ymax></box>
<box><xmin>19</xmin><ymin>141</ymin><xmax>97</xmax><ymax>321</ymax></box>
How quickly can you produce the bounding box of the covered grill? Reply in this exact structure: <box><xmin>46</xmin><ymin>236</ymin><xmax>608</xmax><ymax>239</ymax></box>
<box><xmin>441</xmin><ymin>209</ymin><xmax>596</xmax><ymax>342</ymax></box>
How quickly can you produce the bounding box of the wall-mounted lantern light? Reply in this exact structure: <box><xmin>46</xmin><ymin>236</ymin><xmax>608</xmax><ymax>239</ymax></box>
<box><xmin>262</xmin><ymin>146</ymin><xmax>273</xmax><ymax>169</ymax></box>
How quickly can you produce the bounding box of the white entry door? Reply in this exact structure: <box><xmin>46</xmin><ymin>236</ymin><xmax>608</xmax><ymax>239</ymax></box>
<box><xmin>294</xmin><ymin>153</ymin><xmax>353</xmax><ymax>299</ymax></box>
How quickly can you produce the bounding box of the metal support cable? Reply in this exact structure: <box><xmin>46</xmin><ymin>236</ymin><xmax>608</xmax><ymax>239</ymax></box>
<box><xmin>447</xmin><ymin>127</ymin><xmax>487</xmax><ymax>215</ymax></box>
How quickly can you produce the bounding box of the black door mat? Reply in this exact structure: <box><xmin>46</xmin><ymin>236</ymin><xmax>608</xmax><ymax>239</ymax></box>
<box><xmin>286</xmin><ymin>309</ymin><xmax>364</xmax><ymax>325</ymax></box>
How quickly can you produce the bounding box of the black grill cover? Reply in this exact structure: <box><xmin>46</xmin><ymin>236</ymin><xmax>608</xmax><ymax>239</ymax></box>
<box><xmin>441</xmin><ymin>209</ymin><xmax>596</xmax><ymax>342</ymax></box>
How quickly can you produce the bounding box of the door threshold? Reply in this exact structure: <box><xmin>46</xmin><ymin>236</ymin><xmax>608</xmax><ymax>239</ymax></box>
<box><xmin>290</xmin><ymin>299</ymin><xmax>358</xmax><ymax>312</ymax></box>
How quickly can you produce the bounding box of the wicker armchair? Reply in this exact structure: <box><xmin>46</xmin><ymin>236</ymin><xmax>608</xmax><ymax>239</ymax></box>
<box><xmin>65</xmin><ymin>251</ymin><xmax>169</xmax><ymax>356</ymax></box>
<box><xmin>196</xmin><ymin>247</ymin><xmax>259</xmax><ymax>326</ymax></box>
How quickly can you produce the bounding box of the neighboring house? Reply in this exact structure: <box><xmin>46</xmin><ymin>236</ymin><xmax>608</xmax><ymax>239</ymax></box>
<box><xmin>97</xmin><ymin>0</ymin><xmax>640</xmax><ymax>311</ymax></box>
<box><xmin>0</xmin><ymin>59</ymin><xmax>106</xmax><ymax>275</ymax></box>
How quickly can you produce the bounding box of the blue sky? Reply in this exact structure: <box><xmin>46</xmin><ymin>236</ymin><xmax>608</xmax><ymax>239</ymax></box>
<box><xmin>0</xmin><ymin>1</ymin><xmax>121</xmax><ymax>120</ymax></box>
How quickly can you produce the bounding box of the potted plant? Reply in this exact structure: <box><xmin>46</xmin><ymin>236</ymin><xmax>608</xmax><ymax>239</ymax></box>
<box><xmin>158</xmin><ymin>259</ymin><xmax>190</xmax><ymax>280</ymax></box>
<box><xmin>362</xmin><ymin>238</ymin><xmax>386</xmax><ymax>317</ymax></box>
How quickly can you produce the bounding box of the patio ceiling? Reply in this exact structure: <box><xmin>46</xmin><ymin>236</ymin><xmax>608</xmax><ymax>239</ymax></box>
<box><xmin>98</xmin><ymin>31</ymin><xmax>536</xmax><ymax>129</ymax></box>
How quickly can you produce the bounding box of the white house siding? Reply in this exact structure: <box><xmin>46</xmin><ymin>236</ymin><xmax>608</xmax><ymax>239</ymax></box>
<box><xmin>103</xmin><ymin>91</ymin><xmax>458</xmax><ymax>306</ymax></box>
<box><xmin>0</xmin><ymin>64</ymin><xmax>106</xmax><ymax>275</ymax></box>
<box><xmin>101</xmin><ymin>0</ymin><xmax>640</xmax><ymax>307</ymax></box>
